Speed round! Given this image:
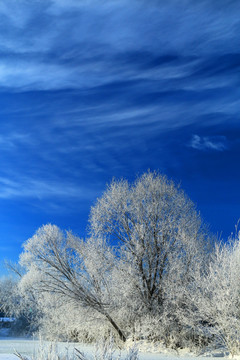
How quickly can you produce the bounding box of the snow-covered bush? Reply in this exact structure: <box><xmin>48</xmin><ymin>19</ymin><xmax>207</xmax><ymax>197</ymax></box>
<box><xmin>36</xmin><ymin>293</ymin><xmax>111</xmax><ymax>343</ymax></box>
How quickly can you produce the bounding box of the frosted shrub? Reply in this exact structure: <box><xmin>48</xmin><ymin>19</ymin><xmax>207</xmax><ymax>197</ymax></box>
<box><xmin>36</xmin><ymin>293</ymin><xmax>110</xmax><ymax>343</ymax></box>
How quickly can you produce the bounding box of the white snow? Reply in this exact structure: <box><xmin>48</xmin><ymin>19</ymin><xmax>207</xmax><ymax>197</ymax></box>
<box><xmin>0</xmin><ymin>338</ymin><xmax>231</xmax><ymax>360</ymax></box>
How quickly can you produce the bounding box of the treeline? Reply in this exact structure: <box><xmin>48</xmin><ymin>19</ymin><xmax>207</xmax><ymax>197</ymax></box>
<box><xmin>1</xmin><ymin>171</ymin><xmax>240</xmax><ymax>355</ymax></box>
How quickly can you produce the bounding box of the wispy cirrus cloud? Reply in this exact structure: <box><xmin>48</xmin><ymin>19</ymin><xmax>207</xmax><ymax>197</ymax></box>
<box><xmin>0</xmin><ymin>3</ymin><xmax>237</xmax><ymax>202</ymax></box>
<box><xmin>189</xmin><ymin>135</ymin><xmax>228</xmax><ymax>151</ymax></box>
<box><xmin>0</xmin><ymin>0</ymin><xmax>239</xmax><ymax>91</ymax></box>
<box><xmin>0</xmin><ymin>175</ymin><xmax>98</xmax><ymax>200</ymax></box>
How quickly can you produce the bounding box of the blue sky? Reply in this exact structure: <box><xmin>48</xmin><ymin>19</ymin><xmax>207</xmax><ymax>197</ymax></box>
<box><xmin>0</xmin><ymin>0</ymin><xmax>240</xmax><ymax>274</ymax></box>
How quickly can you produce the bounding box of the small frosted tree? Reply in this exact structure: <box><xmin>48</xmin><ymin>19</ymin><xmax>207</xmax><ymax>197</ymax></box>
<box><xmin>187</xmin><ymin>231</ymin><xmax>240</xmax><ymax>355</ymax></box>
<box><xmin>19</xmin><ymin>225</ymin><xmax>126</xmax><ymax>341</ymax></box>
<box><xmin>0</xmin><ymin>275</ymin><xmax>41</xmax><ymax>335</ymax></box>
<box><xmin>0</xmin><ymin>277</ymin><xmax>19</xmax><ymax>321</ymax></box>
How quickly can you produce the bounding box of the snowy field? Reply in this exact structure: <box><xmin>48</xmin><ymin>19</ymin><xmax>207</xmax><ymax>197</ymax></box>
<box><xmin>0</xmin><ymin>338</ymin><xmax>229</xmax><ymax>360</ymax></box>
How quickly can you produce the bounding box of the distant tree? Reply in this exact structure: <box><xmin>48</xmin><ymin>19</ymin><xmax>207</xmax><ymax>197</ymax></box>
<box><xmin>0</xmin><ymin>273</ymin><xmax>41</xmax><ymax>336</ymax></box>
<box><xmin>0</xmin><ymin>277</ymin><xmax>16</xmax><ymax>317</ymax></box>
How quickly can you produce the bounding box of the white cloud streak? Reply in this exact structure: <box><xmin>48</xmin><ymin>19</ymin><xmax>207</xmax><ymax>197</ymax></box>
<box><xmin>0</xmin><ymin>175</ymin><xmax>97</xmax><ymax>200</ymax></box>
<box><xmin>190</xmin><ymin>135</ymin><xmax>228</xmax><ymax>151</ymax></box>
<box><xmin>0</xmin><ymin>0</ymin><xmax>238</xmax><ymax>90</ymax></box>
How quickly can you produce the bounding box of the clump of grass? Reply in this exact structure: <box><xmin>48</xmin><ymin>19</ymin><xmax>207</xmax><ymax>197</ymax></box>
<box><xmin>14</xmin><ymin>337</ymin><xmax>139</xmax><ymax>360</ymax></box>
<box><xmin>14</xmin><ymin>341</ymin><xmax>75</xmax><ymax>360</ymax></box>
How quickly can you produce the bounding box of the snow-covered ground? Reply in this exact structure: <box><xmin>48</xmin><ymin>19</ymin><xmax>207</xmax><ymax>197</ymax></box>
<box><xmin>0</xmin><ymin>337</ymin><xmax>100</xmax><ymax>359</ymax></box>
<box><xmin>0</xmin><ymin>338</ymin><xmax>229</xmax><ymax>360</ymax></box>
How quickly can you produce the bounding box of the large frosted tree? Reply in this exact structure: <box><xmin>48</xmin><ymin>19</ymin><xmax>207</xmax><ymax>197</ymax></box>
<box><xmin>89</xmin><ymin>172</ymin><xmax>212</xmax><ymax>321</ymax></box>
<box><xmin>19</xmin><ymin>171</ymin><xmax>213</xmax><ymax>343</ymax></box>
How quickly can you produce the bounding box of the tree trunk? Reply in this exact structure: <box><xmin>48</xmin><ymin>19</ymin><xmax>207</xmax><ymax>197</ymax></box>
<box><xmin>104</xmin><ymin>313</ymin><xmax>126</xmax><ymax>342</ymax></box>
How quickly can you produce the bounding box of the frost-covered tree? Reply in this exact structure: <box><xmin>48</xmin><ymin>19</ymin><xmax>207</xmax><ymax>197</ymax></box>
<box><xmin>18</xmin><ymin>171</ymin><xmax>214</xmax><ymax>345</ymax></box>
<box><xmin>19</xmin><ymin>225</ymin><xmax>126</xmax><ymax>341</ymax></box>
<box><xmin>0</xmin><ymin>273</ymin><xmax>41</xmax><ymax>336</ymax></box>
<box><xmin>0</xmin><ymin>277</ymin><xmax>16</xmax><ymax>316</ymax></box>
<box><xmin>89</xmin><ymin>171</ymin><xmax>213</xmax><ymax>342</ymax></box>
<box><xmin>187</xmin><ymin>230</ymin><xmax>240</xmax><ymax>355</ymax></box>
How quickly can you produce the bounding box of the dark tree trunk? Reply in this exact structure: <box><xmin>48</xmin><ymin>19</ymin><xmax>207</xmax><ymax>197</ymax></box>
<box><xmin>104</xmin><ymin>313</ymin><xmax>126</xmax><ymax>342</ymax></box>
